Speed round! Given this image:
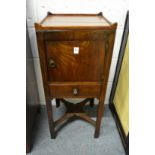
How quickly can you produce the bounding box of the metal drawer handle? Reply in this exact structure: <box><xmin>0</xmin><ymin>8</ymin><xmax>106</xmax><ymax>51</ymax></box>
<box><xmin>48</xmin><ymin>58</ymin><xmax>56</xmax><ymax>69</ymax></box>
<box><xmin>73</xmin><ymin>88</ymin><xmax>78</xmax><ymax>95</ymax></box>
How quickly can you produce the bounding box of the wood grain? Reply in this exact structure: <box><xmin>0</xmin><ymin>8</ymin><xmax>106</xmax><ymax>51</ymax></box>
<box><xmin>49</xmin><ymin>82</ymin><xmax>101</xmax><ymax>98</ymax></box>
<box><xmin>46</xmin><ymin>40</ymin><xmax>103</xmax><ymax>82</ymax></box>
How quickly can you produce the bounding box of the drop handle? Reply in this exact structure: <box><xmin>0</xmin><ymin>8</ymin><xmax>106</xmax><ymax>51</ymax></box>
<box><xmin>73</xmin><ymin>88</ymin><xmax>79</xmax><ymax>95</ymax></box>
<box><xmin>48</xmin><ymin>58</ymin><xmax>56</xmax><ymax>69</ymax></box>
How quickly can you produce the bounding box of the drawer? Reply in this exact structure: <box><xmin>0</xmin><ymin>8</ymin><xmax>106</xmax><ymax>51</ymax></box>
<box><xmin>46</xmin><ymin>40</ymin><xmax>105</xmax><ymax>82</ymax></box>
<box><xmin>49</xmin><ymin>82</ymin><xmax>101</xmax><ymax>98</ymax></box>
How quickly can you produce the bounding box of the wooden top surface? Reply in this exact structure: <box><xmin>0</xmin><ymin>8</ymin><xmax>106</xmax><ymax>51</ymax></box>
<box><xmin>41</xmin><ymin>15</ymin><xmax>111</xmax><ymax>27</ymax></box>
<box><xmin>35</xmin><ymin>13</ymin><xmax>117</xmax><ymax>30</ymax></box>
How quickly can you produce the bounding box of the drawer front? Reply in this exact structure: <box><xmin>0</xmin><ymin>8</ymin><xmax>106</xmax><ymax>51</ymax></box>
<box><xmin>45</xmin><ymin>40</ymin><xmax>105</xmax><ymax>82</ymax></box>
<box><xmin>49</xmin><ymin>83</ymin><xmax>101</xmax><ymax>98</ymax></box>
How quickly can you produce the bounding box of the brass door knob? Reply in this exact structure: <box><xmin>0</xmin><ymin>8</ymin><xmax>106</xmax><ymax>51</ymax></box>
<box><xmin>73</xmin><ymin>88</ymin><xmax>78</xmax><ymax>95</ymax></box>
<box><xmin>48</xmin><ymin>58</ymin><xmax>56</xmax><ymax>69</ymax></box>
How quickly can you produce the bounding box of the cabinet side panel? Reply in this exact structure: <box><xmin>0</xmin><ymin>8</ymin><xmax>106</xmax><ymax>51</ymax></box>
<box><xmin>36</xmin><ymin>32</ymin><xmax>50</xmax><ymax>99</ymax></box>
<box><xmin>100</xmin><ymin>29</ymin><xmax>117</xmax><ymax>101</ymax></box>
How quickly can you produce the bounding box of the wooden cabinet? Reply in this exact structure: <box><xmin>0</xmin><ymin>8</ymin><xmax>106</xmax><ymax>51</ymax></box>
<box><xmin>35</xmin><ymin>12</ymin><xmax>117</xmax><ymax>138</ymax></box>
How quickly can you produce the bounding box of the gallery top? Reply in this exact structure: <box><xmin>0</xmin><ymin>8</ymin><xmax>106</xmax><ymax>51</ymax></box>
<box><xmin>35</xmin><ymin>12</ymin><xmax>117</xmax><ymax>31</ymax></box>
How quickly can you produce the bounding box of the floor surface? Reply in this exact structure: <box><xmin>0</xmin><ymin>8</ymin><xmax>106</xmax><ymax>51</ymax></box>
<box><xmin>28</xmin><ymin>100</ymin><xmax>125</xmax><ymax>155</ymax></box>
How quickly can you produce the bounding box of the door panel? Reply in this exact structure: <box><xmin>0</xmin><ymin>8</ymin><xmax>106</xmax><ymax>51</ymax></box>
<box><xmin>45</xmin><ymin>41</ymin><xmax>104</xmax><ymax>82</ymax></box>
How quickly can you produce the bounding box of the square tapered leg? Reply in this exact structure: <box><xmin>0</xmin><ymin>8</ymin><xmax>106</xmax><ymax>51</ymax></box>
<box><xmin>46</xmin><ymin>98</ymin><xmax>56</xmax><ymax>139</ymax></box>
<box><xmin>94</xmin><ymin>100</ymin><xmax>105</xmax><ymax>138</ymax></box>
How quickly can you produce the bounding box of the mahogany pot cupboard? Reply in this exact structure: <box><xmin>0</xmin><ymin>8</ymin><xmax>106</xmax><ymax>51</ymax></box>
<box><xmin>35</xmin><ymin>12</ymin><xmax>117</xmax><ymax>138</ymax></box>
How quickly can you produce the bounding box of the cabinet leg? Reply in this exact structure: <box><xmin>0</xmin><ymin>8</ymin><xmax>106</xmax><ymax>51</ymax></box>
<box><xmin>46</xmin><ymin>98</ymin><xmax>56</xmax><ymax>139</ymax></box>
<box><xmin>90</xmin><ymin>98</ymin><xmax>94</xmax><ymax>107</ymax></box>
<box><xmin>56</xmin><ymin>99</ymin><xmax>60</xmax><ymax>108</ymax></box>
<box><xmin>94</xmin><ymin>100</ymin><xmax>104</xmax><ymax>138</ymax></box>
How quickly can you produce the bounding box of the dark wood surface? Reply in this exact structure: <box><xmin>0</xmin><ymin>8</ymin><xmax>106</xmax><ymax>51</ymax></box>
<box><xmin>35</xmin><ymin>12</ymin><xmax>117</xmax><ymax>138</ymax></box>
<box><xmin>26</xmin><ymin>28</ymin><xmax>40</xmax><ymax>153</ymax></box>
<box><xmin>44</xmin><ymin>30</ymin><xmax>109</xmax><ymax>41</ymax></box>
<box><xmin>49</xmin><ymin>82</ymin><xmax>101</xmax><ymax>98</ymax></box>
<box><xmin>109</xmin><ymin>11</ymin><xmax>129</xmax><ymax>155</ymax></box>
<box><xmin>54</xmin><ymin>99</ymin><xmax>96</xmax><ymax>128</ymax></box>
<box><xmin>46</xmin><ymin>40</ymin><xmax>103</xmax><ymax>82</ymax></box>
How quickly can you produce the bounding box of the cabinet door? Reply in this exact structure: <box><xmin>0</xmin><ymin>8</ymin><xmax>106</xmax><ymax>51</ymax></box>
<box><xmin>45</xmin><ymin>40</ymin><xmax>105</xmax><ymax>82</ymax></box>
